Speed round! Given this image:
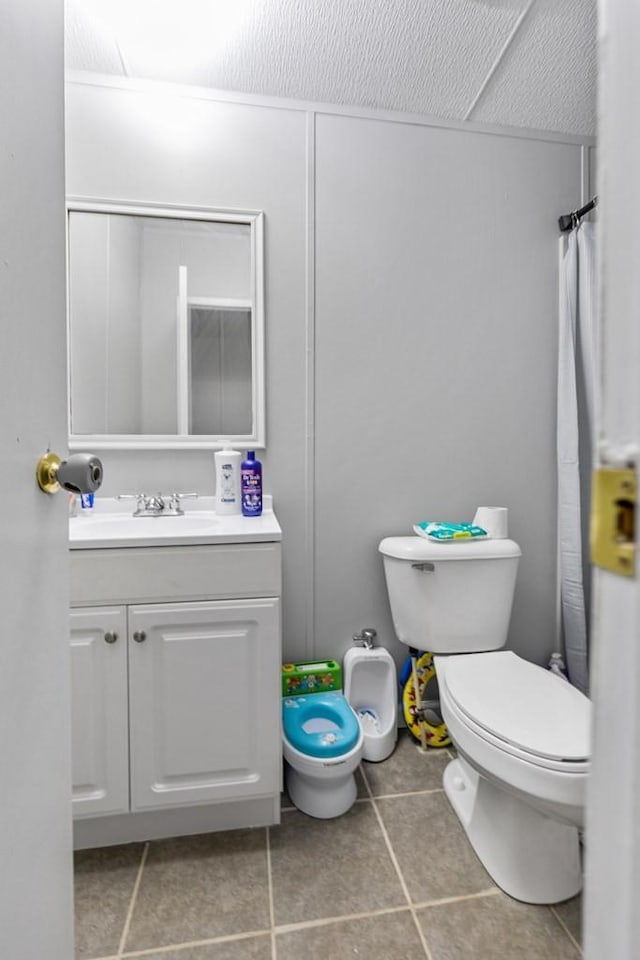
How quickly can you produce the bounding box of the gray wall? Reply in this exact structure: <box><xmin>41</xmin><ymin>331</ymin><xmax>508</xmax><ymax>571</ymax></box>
<box><xmin>66</xmin><ymin>78</ymin><xmax>590</xmax><ymax>669</ymax></box>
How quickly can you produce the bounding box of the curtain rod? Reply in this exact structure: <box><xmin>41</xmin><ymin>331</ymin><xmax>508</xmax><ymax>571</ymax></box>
<box><xmin>558</xmin><ymin>196</ymin><xmax>598</xmax><ymax>232</ymax></box>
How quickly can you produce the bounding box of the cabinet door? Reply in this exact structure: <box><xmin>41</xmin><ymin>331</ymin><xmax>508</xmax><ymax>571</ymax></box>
<box><xmin>70</xmin><ymin>607</ymin><xmax>129</xmax><ymax>818</ymax></box>
<box><xmin>128</xmin><ymin>599</ymin><xmax>281</xmax><ymax>810</ymax></box>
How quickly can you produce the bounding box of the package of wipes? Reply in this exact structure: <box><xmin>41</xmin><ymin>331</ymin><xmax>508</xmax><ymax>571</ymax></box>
<box><xmin>413</xmin><ymin>521</ymin><xmax>488</xmax><ymax>542</ymax></box>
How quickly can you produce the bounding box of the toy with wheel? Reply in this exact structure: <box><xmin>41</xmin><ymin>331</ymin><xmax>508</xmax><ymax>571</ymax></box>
<box><xmin>401</xmin><ymin>651</ymin><xmax>450</xmax><ymax>749</ymax></box>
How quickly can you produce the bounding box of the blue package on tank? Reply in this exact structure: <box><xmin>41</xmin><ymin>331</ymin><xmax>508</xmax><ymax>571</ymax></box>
<box><xmin>413</xmin><ymin>521</ymin><xmax>488</xmax><ymax>541</ymax></box>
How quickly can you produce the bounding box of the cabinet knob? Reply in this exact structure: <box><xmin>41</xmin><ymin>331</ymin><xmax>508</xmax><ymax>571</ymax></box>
<box><xmin>104</xmin><ymin>631</ymin><xmax>118</xmax><ymax>644</ymax></box>
<box><xmin>133</xmin><ymin>630</ymin><xmax>147</xmax><ymax>643</ymax></box>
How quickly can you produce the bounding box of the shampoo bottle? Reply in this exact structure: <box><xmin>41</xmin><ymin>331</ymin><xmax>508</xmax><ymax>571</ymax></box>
<box><xmin>241</xmin><ymin>451</ymin><xmax>262</xmax><ymax>517</ymax></box>
<box><xmin>214</xmin><ymin>446</ymin><xmax>241</xmax><ymax>515</ymax></box>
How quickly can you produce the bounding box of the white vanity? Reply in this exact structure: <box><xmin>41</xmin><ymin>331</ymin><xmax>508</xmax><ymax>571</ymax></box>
<box><xmin>68</xmin><ymin>497</ymin><xmax>282</xmax><ymax>849</ymax></box>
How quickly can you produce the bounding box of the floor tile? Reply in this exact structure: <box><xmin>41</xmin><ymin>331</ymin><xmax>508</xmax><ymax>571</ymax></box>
<box><xmin>277</xmin><ymin>910</ymin><xmax>425</xmax><ymax>960</ymax></box>
<box><xmin>74</xmin><ymin>843</ymin><xmax>144</xmax><ymax>960</ymax></box>
<box><xmin>376</xmin><ymin>792</ymin><xmax>493</xmax><ymax>902</ymax></box>
<box><xmin>270</xmin><ymin>804</ymin><xmax>406</xmax><ymax>925</ymax></box>
<box><xmin>123</xmin><ymin>935</ymin><xmax>272</xmax><ymax>959</ymax></box>
<box><xmin>553</xmin><ymin>894</ymin><xmax>583</xmax><ymax>947</ymax></box>
<box><xmin>362</xmin><ymin>730</ymin><xmax>449</xmax><ymax>796</ymax></box>
<box><xmin>123</xmin><ymin>831</ymin><xmax>270</xmax><ymax>952</ymax></box>
<box><xmin>417</xmin><ymin>891</ymin><xmax>581</xmax><ymax>959</ymax></box>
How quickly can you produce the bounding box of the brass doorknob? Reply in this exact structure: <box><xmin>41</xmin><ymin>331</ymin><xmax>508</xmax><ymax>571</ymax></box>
<box><xmin>36</xmin><ymin>451</ymin><xmax>103</xmax><ymax>495</ymax></box>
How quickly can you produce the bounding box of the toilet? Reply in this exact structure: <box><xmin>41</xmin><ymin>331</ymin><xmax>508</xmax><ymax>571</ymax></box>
<box><xmin>282</xmin><ymin>691</ymin><xmax>363</xmax><ymax>819</ymax></box>
<box><xmin>379</xmin><ymin>531</ymin><xmax>591</xmax><ymax>905</ymax></box>
<box><xmin>344</xmin><ymin>631</ymin><xmax>397</xmax><ymax>762</ymax></box>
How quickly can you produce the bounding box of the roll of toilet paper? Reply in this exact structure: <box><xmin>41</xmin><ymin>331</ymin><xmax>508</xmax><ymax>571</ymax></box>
<box><xmin>472</xmin><ymin>506</ymin><xmax>509</xmax><ymax>539</ymax></box>
<box><xmin>57</xmin><ymin>453</ymin><xmax>104</xmax><ymax>495</ymax></box>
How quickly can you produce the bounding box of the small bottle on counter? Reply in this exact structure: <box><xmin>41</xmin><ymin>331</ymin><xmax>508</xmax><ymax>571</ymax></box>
<box><xmin>214</xmin><ymin>446</ymin><xmax>242</xmax><ymax>515</ymax></box>
<box><xmin>241</xmin><ymin>451</ymin><xmax>262</xmax><ymax>517</ymax></box>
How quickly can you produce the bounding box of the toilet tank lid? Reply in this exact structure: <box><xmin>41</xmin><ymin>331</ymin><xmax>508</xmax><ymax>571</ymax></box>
<box><xmin>379</xmin><ymin>536</ymin><xmax>522</xmax><ymax>561</ymax></box>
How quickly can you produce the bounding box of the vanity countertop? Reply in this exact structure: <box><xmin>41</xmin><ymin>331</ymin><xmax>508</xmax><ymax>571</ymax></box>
<box><xmin>69</xmin><ymin>496</ymin><xmax>281</xmax><ymax>550</ymax></box>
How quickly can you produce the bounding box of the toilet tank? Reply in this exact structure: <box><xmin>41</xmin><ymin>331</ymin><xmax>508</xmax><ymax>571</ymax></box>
<box><xmin>379</xmin><ymin>536</ymin><xmax>521</xmax><ymax>654</ymax></box>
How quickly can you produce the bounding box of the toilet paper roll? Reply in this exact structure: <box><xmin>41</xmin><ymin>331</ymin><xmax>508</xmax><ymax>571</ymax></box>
<box><xmin>472</xmin><ymin>506</ymin><xmax>509</xmax><ymax>539</ymax></box>
<box><xmin>57</xmin><ymin>453</ymin><xmax>104</xmax><ymax>495</ymax></box>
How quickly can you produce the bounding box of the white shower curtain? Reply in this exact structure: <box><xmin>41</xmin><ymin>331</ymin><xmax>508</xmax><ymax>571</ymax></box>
<box><xmin>557</xmin><ymin>222</ymin><xmax>598</xmax><ymax>694</ymax></box>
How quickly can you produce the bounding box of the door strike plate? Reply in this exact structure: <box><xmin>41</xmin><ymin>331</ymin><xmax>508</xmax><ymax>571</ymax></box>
<box><xmin>590</xmin><ymin>467</ymin><xmax>636</xmax><ymax>577</ymax></box>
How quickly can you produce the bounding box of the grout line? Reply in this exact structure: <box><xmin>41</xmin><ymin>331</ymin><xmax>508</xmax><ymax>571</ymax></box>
<box><xmin>361</xmin><ymin>786</ymin><xmax>445</xmax><ymax>802</ymax></box>
<box><xmin>550</xmin><ymin>905</ymin><xmax>583</xmax><ymax>956</ymax></box>
<box><xmin>274</xmin><ymin>904</ymin><xmax>411</xmax><ymax>935</ymax></box>
<box><xmin>413</xmin><ymin>887</ymin><xmax>501</xmax><ymax>910</ymax></box>
<box><xmin>120</xmin><ymin>929</ymin><xmax>272</xmax><ymax>958</ymax></box>
<box><xmin>359</xmin><ymin>765</ymin><xmax>435</xmax><ymax>960</ymax></box>
<box><xmin>284</xmin><ymin>784</ymin><xmax>444</xmax><ymax>814</ymax></box>
<box><xmin>266</xmin><ymin>826</ymin><xmax>277</xmax><ymax>960</ymax></box>
<box><xmin>117</xmin><ymin>842</ymin><xmax>149</xmax><ymax>957</ymax></box>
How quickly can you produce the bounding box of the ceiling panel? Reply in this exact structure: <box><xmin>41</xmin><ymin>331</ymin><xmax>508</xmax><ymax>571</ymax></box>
<box><xmin>64</xmin><ymin>0</ymin><xmax>596</xmax><ymax>137</ymax></box>
<box><xmin>194</xmin><ymin>0</ymin><xmax>528</xmax><ymax>120</ymax></box>
<box><xmin>470</xmin><ymin>0</ymin><xmax>597</xmax><ymax>134</ymax></box>
<box><xmin>65</xmin><ymin>2</ymin><xmax>124</xmax><ymax>75</ymax></box>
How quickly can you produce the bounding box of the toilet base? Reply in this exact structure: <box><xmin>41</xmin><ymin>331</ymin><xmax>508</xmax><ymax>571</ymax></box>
<box><xmin>443</xmin><ymin>757</ymin><xmax>582</xmax><ymax>904</ymax></box>
<box><xmin>285</xmin><ymin>761</ymin><xmax>357</xmax><ymax>819</ymax></box>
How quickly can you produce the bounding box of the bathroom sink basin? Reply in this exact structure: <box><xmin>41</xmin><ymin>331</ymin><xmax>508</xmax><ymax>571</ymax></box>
<box><xmin>69</xmin><ymin>497</ymin><xmax>282</xmax><ymax>549</ymax></box>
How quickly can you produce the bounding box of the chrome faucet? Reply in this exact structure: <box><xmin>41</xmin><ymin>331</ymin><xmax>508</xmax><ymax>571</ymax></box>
<box><xmin>353</xmin><ymin>627</ymin><xmax>377</xmax><ymax>650</ymax></box>
<box><xmin>117</xmin><ymin>492</ymin><xmax>198</xmax><ymax>517</ymax></box>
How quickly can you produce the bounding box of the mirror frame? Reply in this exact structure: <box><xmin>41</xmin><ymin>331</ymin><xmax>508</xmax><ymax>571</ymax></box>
<box><xmin>66</xmin><ymin>197</ymin><xmax>265</xmax><ymax>450</ymax></box>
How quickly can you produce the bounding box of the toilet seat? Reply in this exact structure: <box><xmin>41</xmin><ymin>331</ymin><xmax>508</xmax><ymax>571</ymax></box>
<box><xmin>438</xmin><ymin>651</ymin><xmax>590</xmax><ymax>770</ymax></box>
<box><xmin>282</xmin><ymin>692</ymin><xmax>361</xmax><ymax>759</ymax></box>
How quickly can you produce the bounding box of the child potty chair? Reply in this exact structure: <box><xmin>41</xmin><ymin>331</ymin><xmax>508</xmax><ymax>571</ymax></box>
<box><xmin>281</xmin><ymin>661</ymin><xmax>363</xmax><ymax>819</ymax></box>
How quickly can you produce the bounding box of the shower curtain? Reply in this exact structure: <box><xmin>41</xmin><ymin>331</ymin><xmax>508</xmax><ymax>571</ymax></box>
<box><xmin>557</xmin><ymin>221</ymin><xmax>598</xmax><ymax>694</ymax></box>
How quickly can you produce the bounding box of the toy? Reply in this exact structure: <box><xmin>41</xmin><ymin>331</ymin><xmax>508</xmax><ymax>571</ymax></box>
<box><xmin>282</xmin><ymin>659</ymin><xmax>341</xmax><ymax>697</ymax></box>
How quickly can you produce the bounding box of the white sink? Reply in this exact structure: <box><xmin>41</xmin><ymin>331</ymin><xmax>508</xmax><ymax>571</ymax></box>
<box><xmin>69</xmin><ymin>496</ymin><xmax>281</xmax><ymax>549</ymax></box>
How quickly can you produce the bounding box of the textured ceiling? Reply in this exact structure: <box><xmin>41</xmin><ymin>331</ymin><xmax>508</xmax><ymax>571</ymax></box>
<box><xmin>64</xmin><ymin>0</ymin><xmax>597</xmax><ymax>137</ymax></box>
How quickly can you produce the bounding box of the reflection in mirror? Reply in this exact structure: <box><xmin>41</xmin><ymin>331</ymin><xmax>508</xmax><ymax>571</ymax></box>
<box><xmin>67</xmin><ymin>201</ymin><xmax>264</xmax><ymax>449</ymax></box>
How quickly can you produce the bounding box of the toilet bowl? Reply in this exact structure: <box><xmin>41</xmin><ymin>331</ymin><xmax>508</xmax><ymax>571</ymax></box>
<box><xmin>344</xmin><ymin>642</ymin><xmax>397</xmax><ymax>762</ymax></box>
<box><xmin>282</xmin><ymin>692</ymin><xmax>363</xmax><ymax>819</ymax></box>
<box><xmin>379</xmin><ymin>524</ymin><xmax>592</xmax><ymax>904</ymax></box>
<box><xmin>435</xmin><ymin>651</ymin><xmax>590</xmax><ymax>903</ymax></box>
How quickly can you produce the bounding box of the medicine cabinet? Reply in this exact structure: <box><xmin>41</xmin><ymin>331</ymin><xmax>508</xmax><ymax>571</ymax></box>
<box><xmin>66</xmin><ymin>199</ymin><xmax>265</xmax><ymax>450</ymax></box>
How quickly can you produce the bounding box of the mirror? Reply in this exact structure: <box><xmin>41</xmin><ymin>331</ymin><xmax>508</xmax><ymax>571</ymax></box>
<box><xmin>67</xmin><ymin>200</ymin><xmax>265</xmax><ymax>449</ymax></box>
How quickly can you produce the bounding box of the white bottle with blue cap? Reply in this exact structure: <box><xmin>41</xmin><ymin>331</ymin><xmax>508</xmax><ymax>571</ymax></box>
<box><xmin>214</xmin><ymin>445</ymin><xmax>241</xmax><ymax>515</ymax></box>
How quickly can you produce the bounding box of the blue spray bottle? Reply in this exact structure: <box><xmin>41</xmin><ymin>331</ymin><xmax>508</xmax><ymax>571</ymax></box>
<box><xmin>241</xmin><ymin>451</ymin><xmax>262</xmax><ymax>517</ymax></box>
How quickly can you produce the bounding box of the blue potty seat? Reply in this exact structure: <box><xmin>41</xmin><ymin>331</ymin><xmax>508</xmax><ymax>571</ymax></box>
<box><xmin>282</xmin><ymin>692</ymin><xmax>361</xmax><ymax>759</ymax></box>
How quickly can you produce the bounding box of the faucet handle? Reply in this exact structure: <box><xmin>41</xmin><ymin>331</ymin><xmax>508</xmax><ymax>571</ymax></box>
<box><xmin>353</xmin><ymin>628</ymin><xmax>377</xmax><ymax>649</ymax></box>
<box><xmin>166</xmin><ymin>492</ymin><xmax>198</xmax><ymax>513</ymax></box>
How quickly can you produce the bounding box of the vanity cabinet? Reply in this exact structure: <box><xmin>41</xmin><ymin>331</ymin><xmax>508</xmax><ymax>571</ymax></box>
<box><xmin>70</xmin><ymin>606</ymin><xmax>129</xmax><ymax>817</ymax></box>
<box><xmin>69</xmin><ymin>536</ymin><xmax>282</xmax><ymax>848</ymax></box>
<box><xmin>128</xmin><ymin>599</ymin><xmax>280</xmax><ymax>810</ymax></box>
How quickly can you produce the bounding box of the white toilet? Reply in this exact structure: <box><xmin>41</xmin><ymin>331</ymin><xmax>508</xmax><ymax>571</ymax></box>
<box><xmin>379</xmin><ymin>532</ymin><xmax>591</xmax><ymax>905</ymax></box>
<box><xmin>344</xmin><ymin>629</ymin><xmax>398</xmax><ymax>763</ymax></box>
<box><xmin>282</xmin><ymin>691</ymin><xmax>364</xmax><ymax>819</ymax></box>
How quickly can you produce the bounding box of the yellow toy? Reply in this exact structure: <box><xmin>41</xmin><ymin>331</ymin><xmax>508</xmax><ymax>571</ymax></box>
<box><xmin>402</xmin><ymin>651</ymin><xmax>451</xmax><ymax>749</ymax></box>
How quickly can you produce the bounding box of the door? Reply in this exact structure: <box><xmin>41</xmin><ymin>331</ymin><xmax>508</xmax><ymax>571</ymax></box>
<box><xmin>583</xmin><ymin>4</ymin><xmax>640</xmax><ymax>958</ymax></box>
<box><xmin>128</xmin><ymin>599</ymin><xmax>281</xmax><ymax>810</ymax></box>
<box><xmin>0</xmin><ymin>2</ymin><xmax>73</xmax><ymax>957</ymax></box>
<box><xmin>70</xmin><ymin>607</ymin><xmax>129</xmax><ymax>817</ymax></box>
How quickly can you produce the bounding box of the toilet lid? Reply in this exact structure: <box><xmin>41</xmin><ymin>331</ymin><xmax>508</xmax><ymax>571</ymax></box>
<box><xmin>443</xmin><ymin>651</ymin><xmax>591</xmax><ymax>762</ymax></box>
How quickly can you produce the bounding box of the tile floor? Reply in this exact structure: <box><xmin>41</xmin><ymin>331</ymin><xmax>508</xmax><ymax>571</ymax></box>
<box><xmin>74</xmin><ymin>733</ymin><xmax>583</xmax><ymax>960</ymax></box>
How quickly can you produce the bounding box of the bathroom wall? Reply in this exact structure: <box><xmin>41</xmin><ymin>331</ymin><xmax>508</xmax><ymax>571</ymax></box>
<box><xmin>65</xmin><ymin>76</ymin><xmax>592</xmax><ymax>669</ymax></box>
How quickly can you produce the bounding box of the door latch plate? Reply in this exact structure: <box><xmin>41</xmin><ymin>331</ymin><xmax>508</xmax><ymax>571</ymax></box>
<box><xmin>590</xmin><ymin>467</ymin><xmax>636</xmax><ymax>577</ymax></box>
